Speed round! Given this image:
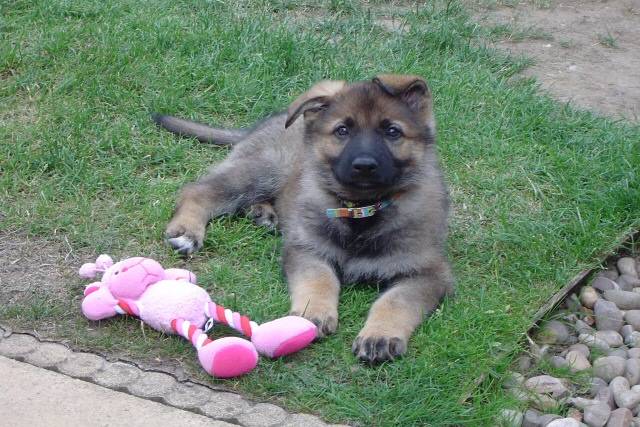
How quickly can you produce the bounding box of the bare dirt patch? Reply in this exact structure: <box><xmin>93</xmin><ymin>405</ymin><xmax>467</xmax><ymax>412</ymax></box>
<box><xmin>0</xmin><ymin>231</ymin><xmax>82</xmax><ymax>327</ymax></box>
<box><xmin>472</xmin><ymin>0</ymin><xmax>640</xmax><ymax>121</ymax></box>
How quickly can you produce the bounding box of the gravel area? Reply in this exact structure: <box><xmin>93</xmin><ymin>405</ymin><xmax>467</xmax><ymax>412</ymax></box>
<box><xmin>500</xmin><ymin>256</ymin><xmax>640</xmax><ymax>426</ymax></box>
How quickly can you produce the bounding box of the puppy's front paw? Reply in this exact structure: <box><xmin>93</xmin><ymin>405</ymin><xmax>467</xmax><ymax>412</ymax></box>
<box><xmin>165</xmin><ymin>222</ymin><xmax>204</xmax><ymax>255</ymax></box>
<box><xmin>352</xmin><ymin>334</ymin><xmax>407</xmax><ymax>364</ymax></box>
<box><xmin>290</xmin><ymin>308</ymin><xmax>338</xmax><ymax>338</ymax></box>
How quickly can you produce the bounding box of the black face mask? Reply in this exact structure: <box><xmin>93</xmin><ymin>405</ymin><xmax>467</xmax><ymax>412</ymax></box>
<box><xmin>331</xmin><ymin>130</ymin><xmax>399</xmax><ymax>190</ymax></box>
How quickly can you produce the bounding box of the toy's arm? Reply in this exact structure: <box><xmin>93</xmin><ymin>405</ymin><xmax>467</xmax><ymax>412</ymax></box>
<box><xmin>114</xmin><ymin>299</ymin><xmax>140</xmax><ymax>317</ymax></box>
<box><xmin>81</xmin><ymin>285</ymin><xmax>141</xmax><ymax>321</ymax></box>
<box><xmin>81</xmin><ymin>286</ymin><xmax>120</xmax><ymax>321</ymax></box>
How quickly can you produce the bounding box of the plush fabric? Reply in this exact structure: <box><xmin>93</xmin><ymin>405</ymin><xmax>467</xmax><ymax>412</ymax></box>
<box><xmin>79</xmin><ymin>254</ymin><xmax>316</xmax><ymax>378</ymax></box>
<box><xmin>137</xmin><ymin>280</ymin><xmax>209</xmax><ymax>332</ymax></box>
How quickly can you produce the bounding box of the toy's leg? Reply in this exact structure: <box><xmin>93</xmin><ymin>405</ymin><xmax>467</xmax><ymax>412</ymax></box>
<box><xmin>170</xmin><ymin>319</ymin><xmax>258</xmax><ymax>378</ymax></box>
<box><xmin>205</xmin><ymin>302</ymin><xmax>317</xmax><ymax>358</ymax></box>
<box><xmin>205</xmin><ymin>302</ymin><xmax>258</xmax><ymax>337</ymax></box>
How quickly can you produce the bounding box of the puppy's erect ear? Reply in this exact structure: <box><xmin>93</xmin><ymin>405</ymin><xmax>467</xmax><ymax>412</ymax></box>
<box><xmin>372</xmin><ymin>74</ymin><xmax>435</xmax><ymax>128</ymax></box>
<box><xmin>285</xmin><ymin>80</ymin><xmax>346</xmax><ymax>128</ymax></box>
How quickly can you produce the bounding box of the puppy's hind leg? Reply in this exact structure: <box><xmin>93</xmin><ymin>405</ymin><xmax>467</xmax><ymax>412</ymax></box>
<box><xmin>247</xmin><ymin>203</ymin><xmax>279</xmax><ymax>231</ymax></box>
<box><xmin>166</xmin><ymin>160</ymin><xmax>278</xmax><ymax>255</ymax></box>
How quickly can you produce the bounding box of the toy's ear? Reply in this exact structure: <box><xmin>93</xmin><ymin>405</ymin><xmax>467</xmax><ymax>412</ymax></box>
<box><xmin>95</xmin><ymin>254</ymin><xmax>114</xmax><ymax>270</ymax></box>
<box><xmin>79</xmin><ymin>255</ymin><xmax>114</xmax><ymax>279</ymax></box>
<box><xmin>79</xmin><ymin>263</ymin><xmax>98</xmax><ymax>279</ymax></box>
<box><xmin>285</xmin><ymin>80</ymin><xmax>346</xmax><ymax>128</ymax></box>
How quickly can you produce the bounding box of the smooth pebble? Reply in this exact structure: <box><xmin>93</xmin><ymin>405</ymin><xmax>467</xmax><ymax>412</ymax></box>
<box><xmin>608</xmin><ymin>347</ymin><xmax>629</xmax><ymax>359</ymax></box>
<box><xmin>596</xmin><ymin>386</ymin><xmax>616</xmax><ymax>409</ymax></box>
<box><xmin>610</xmin><ymin>376</ymin><xmax>640</xmax><ymax>408</ymax></box>
<box><xmin>580</xmin><ymin>333</ymin><xmax>611</xmax><ymax>351</ymax></box>
<box><xmin>549</xmin><ymin>355</ymin><xmax>569</xmax><ymax>369</ymax></box>
<box><xmin>539</xmin><ymin>320</ymin><xmax>572</xmax><ymax>344</ymax></box>
<box><xmin>584</xmin><ymin>402</ymin><xmax>611</xmax><ymax>427</ymax></box>
<box><xmin>627</xmin><ymin>311</ymin><xmax>640</xmax><ymax>330</ymax></box>
<box><xmin>499</xmin><ymin>409</ymin><xmax>523</xmax><ymax>427</ymax></box>
<box><xmin>592</xmin><ymin>276</ymin><xmax>620</xmax><ymax>293</ymax></box>
<box><xmin>546</xmin><ymin>418</ymin><xmax>581</xmax><ymax>427</ymax></box>
<box><xmin>596</xmin><ymin>330</ymin><xmax>625</xmax><ymax>347</ymax></box>
<box><xmin>581</xmin><ymin>286</ymin><xmax>600</xmax><ymax>309</ymax></box>
<box><xmin>618</xmin><ymin>258</ymin><xmax>639</xmax><ymax>278</ymax></box>
<box><xmin>524</xmin><ymin>375</ymin><xmax>569</xmax><ymax>398</ymax></box>
<box><xmin>627</xmin><ymin>358</ymin><xmax>640</xmax><ymax>386</ymax></box>
<box><xmin>618</xmin><ymin>274</ymin><xmax>640</xmax><ymax>291</ymax></box>
<box><xmin>566</xmin><ymin>350</ymin><xmax>592</xmax><ymax>372</ymax></box>
<box><xmin>591</xmin><ymin>377</ymin><xmax>609</xmax><ymax>397</ymax></box>
<box><xmin>600</xmin><ymin>269</ymin><xmax>620</xmax><ymax>281</ymax></box>
<box><xmin>606</xmin><ymin>407</ymin><xmax>632</xmax><ymax>427</ymax></box>
<box><xmin>594</xmin><ymin>299</ymin><xmax>624</xmax><ymax>332</ymax></box>
<box><xmin>604</xmin><ymin>290</ymin><xmax>640</xmax><ymax>309</ymax></box>
<box><xmin>569</xmin><ymin>343</ymin><xmax>591</xmax><ymax>358</ymax></box>
<box><xmin>503</xmin><ymin>371</ymin><xmax>525</xmax><ymax>389</ymax></box>
<box><xmin>594</xmin><ymin>356</ymin><xmax>627</xmax><ymax>382</ymax></box>
<box><xmin>625</xmin><ymin>331</ymin><xmax>640</xmax><ymax>347</ymax></box>
<box><xmin>522</xmin><ymin>408</ymin><xmax>542</xmax><ymax>427</ymax></box>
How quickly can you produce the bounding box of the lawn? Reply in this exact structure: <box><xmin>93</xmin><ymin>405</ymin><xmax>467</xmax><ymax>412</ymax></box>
<box><xmin>1</xmin><ymin>0</ymin><xmax>639</xmax><ymax>425</ymax></box>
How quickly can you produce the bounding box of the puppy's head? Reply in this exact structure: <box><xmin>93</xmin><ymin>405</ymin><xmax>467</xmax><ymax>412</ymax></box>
<box><xmin>286</xmin><ymin>75</ymin><xmax>436</xmax><ymax>200</ymax></box>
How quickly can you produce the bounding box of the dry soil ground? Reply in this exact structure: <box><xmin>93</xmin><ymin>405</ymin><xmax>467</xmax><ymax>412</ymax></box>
<box><xmin>472</xmin><ymin>0</ymin><xmax>640</xmax><ymax>121</ymax></box>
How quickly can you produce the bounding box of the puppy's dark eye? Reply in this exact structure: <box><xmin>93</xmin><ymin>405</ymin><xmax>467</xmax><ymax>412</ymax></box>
<box><xmin>334</xmin><ymin>125</ymin><xmax>349</xmax><ymax>138</ymax></box>
<box><xmin>385</xmin><ymin>125</ymin><xmax>403</xmax><ymax>140</ymax></box>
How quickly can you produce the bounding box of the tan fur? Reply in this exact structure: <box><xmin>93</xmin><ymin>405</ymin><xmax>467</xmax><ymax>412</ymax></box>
<box><xmin>157</xmin><ymin>75</ymin><xmax>454</xmax><ymax>363</ymax></box>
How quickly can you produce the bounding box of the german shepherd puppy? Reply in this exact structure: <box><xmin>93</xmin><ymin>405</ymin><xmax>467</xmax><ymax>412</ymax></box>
<box><xmin>154</xmin><ymin>74</ymin><xmax>454</xmax><ymax>363</ymax></box>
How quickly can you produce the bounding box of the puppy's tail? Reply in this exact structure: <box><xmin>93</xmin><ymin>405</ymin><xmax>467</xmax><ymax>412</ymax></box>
<box><xmin>152</xmin><ymin>113</ymin><xmax>248</xmax><ymax>145</ymax></box>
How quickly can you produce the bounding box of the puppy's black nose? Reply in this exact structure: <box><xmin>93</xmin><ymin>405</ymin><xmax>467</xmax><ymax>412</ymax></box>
<box><xmin>352</xmin><ymin>156</ymin><xmax>378</xmax><ymax>174</ymax></box>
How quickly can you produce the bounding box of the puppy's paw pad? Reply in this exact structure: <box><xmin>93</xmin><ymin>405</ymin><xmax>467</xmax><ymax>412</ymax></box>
<box><xmin>352</xmin><ymin>335</ymin><xmax>407</xmax><ymax>364</ymax></box>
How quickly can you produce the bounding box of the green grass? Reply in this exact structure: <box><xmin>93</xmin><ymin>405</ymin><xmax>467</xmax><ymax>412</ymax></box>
<box><xmin>597</xmin><ymin>31</ymin><xmax>619</xmax><ymax>49</ymax></box>
<box><xmin>487</xmin><ymin>23</ymin><xmax>553</xmax><ymax>42</ymax></box>
<box><xmin>1</xmin><ymin>0</ymin><xmax>640</xmax><ymax>425</ymax></box>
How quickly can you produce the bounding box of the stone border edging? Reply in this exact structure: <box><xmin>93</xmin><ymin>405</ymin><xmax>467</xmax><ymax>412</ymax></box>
<box><xmin>0</xmin><ymin>324</ymin><xmax>347</xmax><ymax>427</ymax></box>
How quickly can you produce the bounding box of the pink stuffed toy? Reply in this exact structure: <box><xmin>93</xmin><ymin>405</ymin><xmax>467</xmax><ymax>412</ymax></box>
<box><xmin>79</xmin><ymin>255</ymin><xmax>317</xmax><ymax>378</ymax></box>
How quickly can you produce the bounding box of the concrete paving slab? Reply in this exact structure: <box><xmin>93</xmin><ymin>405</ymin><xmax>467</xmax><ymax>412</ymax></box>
<box><xmin>0</xmin><ymin>356</ymin><xmax>234</xmax><ymax>427</ymax></box>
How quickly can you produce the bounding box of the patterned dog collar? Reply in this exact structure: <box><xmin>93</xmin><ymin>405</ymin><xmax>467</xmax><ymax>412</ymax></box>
<box><xmin>326</xmin><ymin>198</ymin><xmax>394</xmax><ymax>219</ymax></box>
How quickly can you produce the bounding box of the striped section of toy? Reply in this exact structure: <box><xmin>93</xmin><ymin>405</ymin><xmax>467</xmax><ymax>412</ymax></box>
<box><xmin>206</xmin><ymin>302</ymin><xmax>259</xmax><ymax>337</ymax></box>
<box><xmin>205</xmin><ymin>302</ymin><xmax>317</xmax><ymax>358</ymax></box>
